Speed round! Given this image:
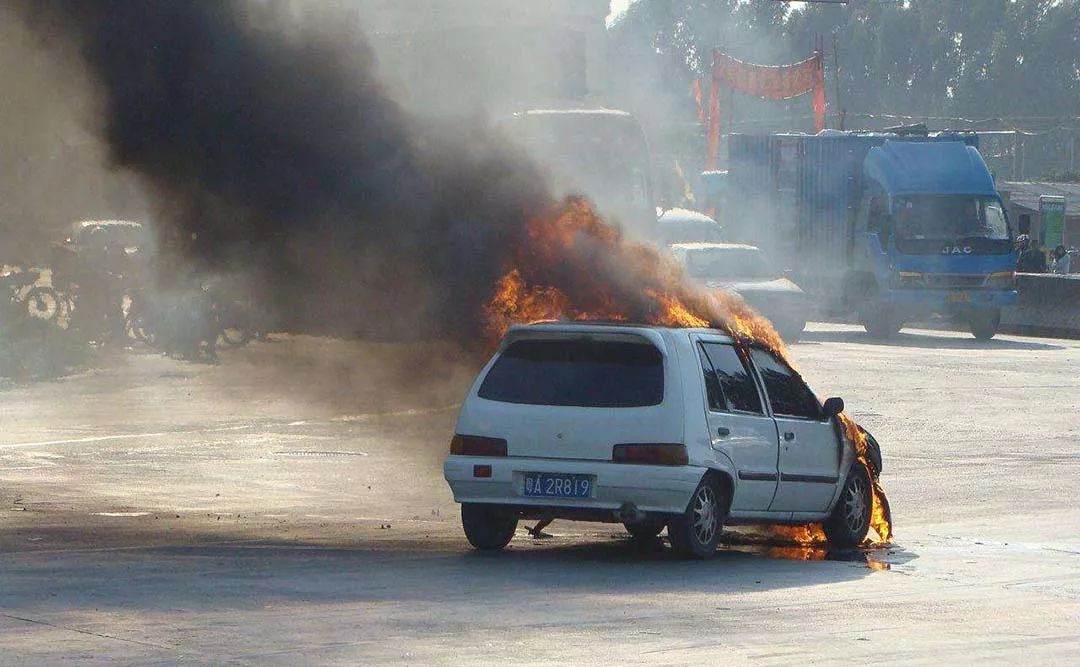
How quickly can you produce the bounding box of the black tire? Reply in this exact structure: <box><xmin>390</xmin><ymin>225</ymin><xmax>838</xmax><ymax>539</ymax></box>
<box><xmin>969</xmin><ymin>308</ymin><xmax>1000</xmax><ymax>341</ymax></box>
<box><xmin>824</xmin><ymin>462</ymin><xmax>872</xmax><ymax>547</ymax></box>
<box><xmin>219</xmin><ymin>326</ymin><xmax>252</xmax><ymax>347</ymax></box>
<box><xmin>460</xmin><ymin>503</ymin><xmax>518</xmax><ymax>551</ymax></box>
<box><xmin>668</xmin><ymin>475</ymin><xmax>727</xmax><ymax>559</ymax></box>
<box><xmin>861</xmin><ymin>303</ymin><xmax>903</xmax><ymax>339</ymax></box>
<box><xmin>624</xmin><ymin>521</ymin><xmax>665</xmax><ymax>541</ymax></box>
<box><xmin>780</xmin><ymin>319</ymin><xmax>806</xmax><ymax>343</ymax></box>
<box><xmin>126</xmin><ymin>311</ymin><xmax>155</xmax><ymax>345</ymax></box>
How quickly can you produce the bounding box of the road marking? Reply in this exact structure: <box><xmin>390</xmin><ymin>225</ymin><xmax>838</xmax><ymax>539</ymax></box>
<box><xmin>0</xmin><ymin>404</ymin><xmax>459</xmax><ymax>450</ymax></box>
<box><xmin>331</xmin><ymin>404</ymin><xmax>459</xmax><ymax>422</ymax></box>
<box><xmin>0</xmin><ymin>613</ymin><xmax>172</xmax><ymax>650</ymax></box>
<box><xmin>0</xmin><ymin>432</ymin><xmax>169</xmax><ymax>450</ymax></box>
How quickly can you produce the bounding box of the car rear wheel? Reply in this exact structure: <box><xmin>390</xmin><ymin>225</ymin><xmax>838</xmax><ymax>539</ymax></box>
<box><xmin>624</xmin><ymin>521</ymin><xmax>664</xmax><ymax>541</ymax></box>
<box><xmin>824</xmin><ymin>462</ymin><xmax>872</xmax><ymax>547</ymax></box>
<box><xmin>668</xmin><ymin>476</ymin><xmax>726</xmax><ymax>559</ymax></box>
<box><xmin>460</xmin><ymin>503</ymin><xmax>518</xmax><ymax>551</ymax></box>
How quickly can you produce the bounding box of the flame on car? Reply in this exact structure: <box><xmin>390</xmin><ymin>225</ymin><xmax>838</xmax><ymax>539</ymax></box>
<box><xmin>481</xmin><ymin>195</ymin><xmax>893</xmax><ymax>547</ymax></box>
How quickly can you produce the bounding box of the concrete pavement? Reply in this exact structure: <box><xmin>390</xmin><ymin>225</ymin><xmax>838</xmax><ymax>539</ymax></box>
<box><xmin>1</xmin><ymin>325</ymin><xmax>1078</xmax><ymax>665</ymax></box>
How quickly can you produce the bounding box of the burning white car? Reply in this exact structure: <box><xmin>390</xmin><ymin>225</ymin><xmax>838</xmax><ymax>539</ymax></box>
<box><xmin>443</xmin><ymin>322</ymin><xmax>884</xmax><ymax>559</ymax></box>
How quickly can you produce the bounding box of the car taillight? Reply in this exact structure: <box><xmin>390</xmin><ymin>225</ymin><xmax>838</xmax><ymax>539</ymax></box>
<box><xmin>449</xmin><ymin>434</ymin><xmax>507</xmax><ymax>457</ymax></box>
<box><xmin>612</xmin><ymin>443</ymin><xmax>689</xmax><ymax>466</ymax></box>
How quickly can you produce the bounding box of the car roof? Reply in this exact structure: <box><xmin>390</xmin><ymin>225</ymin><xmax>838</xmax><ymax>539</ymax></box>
<box><xmin>514</xmin><ymin>108</ymin><xmax>633</xmax><ymax>118</ymax></box>
<box><xmin>657</xmin><ymin>208</ymin><xmax>720</xmax><ymax>226</ymax></box>
<box><xmin>668</xmin><ymin>242</ymin><xmax>760</xmax><ymax>252</ymax></box>
<box><xmin>508</xmin><ymin>320</ymin><xmax>734</xmax><ymax>342</ymax></box>
<box><xmin>73</xmin><ymin>219</ymin><xmax>143</xmax><ymax>230</ymax></box>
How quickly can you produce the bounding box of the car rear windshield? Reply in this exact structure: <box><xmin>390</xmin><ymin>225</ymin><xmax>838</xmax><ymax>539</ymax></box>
<box><xmin>478</xmin><ymin>338</ymin><xmax>664</xmax><ymax>408</ymax></box>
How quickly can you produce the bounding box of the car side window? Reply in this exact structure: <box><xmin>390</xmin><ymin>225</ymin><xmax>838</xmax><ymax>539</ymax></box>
<box><xmin>697</xmin><ymin>345</ymin><xmax>725</xmax><ymax>411</ymax></box>
<box><xmin>749</xmin><ymin>348</ymin><xmax>822</xmax><ymax>420</ymax></box>
<box><xmin>700</xmin><ymin>342</ymin><xmax>764</xmax><ymax>415</ymax></box>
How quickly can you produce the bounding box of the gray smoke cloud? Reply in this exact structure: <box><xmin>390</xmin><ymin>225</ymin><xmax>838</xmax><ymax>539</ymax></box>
<box><xmin>12</xmin><ymin>0</ymin><xmax>554</xmax><ymax>340</ymax></box>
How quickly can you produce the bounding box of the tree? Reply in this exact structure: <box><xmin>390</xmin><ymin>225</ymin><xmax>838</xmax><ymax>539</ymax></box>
<box><xmin>609</xmin><ymin>0</ymin><xmax>1080</xmax><ymax>180</ymax></box>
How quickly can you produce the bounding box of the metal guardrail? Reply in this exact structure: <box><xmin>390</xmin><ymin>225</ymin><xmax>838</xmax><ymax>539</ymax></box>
<box><xmin>1002</xmin><ymin>273</ymin><xmax>1080</xmax><ymax>336</ymax></box>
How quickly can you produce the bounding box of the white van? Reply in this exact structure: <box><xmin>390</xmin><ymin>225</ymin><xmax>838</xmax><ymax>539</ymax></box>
<box><xmin>443</xmin><ymin>323</ymin><xmax>881</xmax><ymax>559</ymax></box>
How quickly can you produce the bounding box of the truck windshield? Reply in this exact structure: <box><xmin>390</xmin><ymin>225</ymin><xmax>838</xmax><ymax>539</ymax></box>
<box><xmin>893</xmin><ymin>196</ymin><xmax>1009</xmax><ymax>242</ymax></box>
<box><xmin>685</xmin><ymin>248</ymin><xmax>775</xmax><ymax>280</ymax></box>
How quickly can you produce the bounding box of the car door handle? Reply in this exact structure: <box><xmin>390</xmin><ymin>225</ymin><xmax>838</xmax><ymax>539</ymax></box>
<box><xmin>717</xmin><ymin>427</ymin><xmax>731</xmax><ymax>437</ymax></box>
<box><xmin>783</xmin><ymin>431</ymin><xmax>796</xmax><ymax>441</ymax></box>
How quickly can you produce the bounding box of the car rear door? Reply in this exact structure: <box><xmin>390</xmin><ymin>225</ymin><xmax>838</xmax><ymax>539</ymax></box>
<box><xmin>748</xmin><ymin>347</ymin><xmax>841</xmax><ymax>513</ymax></box>
<box><xmin>693</xmin><ymin>336</ymin><xmax>779</xmax><ymax>512</ymax></box>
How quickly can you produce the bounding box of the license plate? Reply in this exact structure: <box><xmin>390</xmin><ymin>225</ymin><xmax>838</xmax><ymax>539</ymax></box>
<box><xmin>947</xmin><ymin>292</ymin><xmax>969</xmax><ymax>303</ymax></box>
<box><xmin>522</xmin><ymin>472</ymin><xmax>592</xmax><ymax>498</ymax></box>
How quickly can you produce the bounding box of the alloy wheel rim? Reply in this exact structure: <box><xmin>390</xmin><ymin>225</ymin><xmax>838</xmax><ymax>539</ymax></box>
<box><xmin>844</xmin><ymin>476</ymin><xmax>868</xmax><ymax>534</ymax></box>
<box><xmin>692</xmin><ymin>486</ymin><xmax>718</xmax><ymax>545</ymax></box>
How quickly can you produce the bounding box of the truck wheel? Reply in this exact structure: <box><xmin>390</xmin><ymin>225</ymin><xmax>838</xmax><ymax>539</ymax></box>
<box><xmin>460</xmin><ymin>503</ymin><xmax>518</xmax><ymax>551</ymax></box>
<box><xmin>861</xmin><ymin>304</ymin><xmax>903</xmax><ymax>339</ymax></box>
<box><xmin>668</xmin><ymin>476</ymin><xmax>727</xmax><ymax>559</ymax></box>
<box><xmin>823</xmin><ymin>463</ymin><xmax>872</xmax><ymax>547</ymax></box>
<box><xmin>780</xmin><ymin>319</ymin><xmax>806</xmax><ymax>343</ymax></box>
<box><xmin>969</xmin><ymin>308</ymin><xmax>1000</xmax><ymax>341</ymax></box>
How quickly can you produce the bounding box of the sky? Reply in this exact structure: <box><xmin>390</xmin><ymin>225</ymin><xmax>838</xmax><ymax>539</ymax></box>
<box><xmin>607</xmin><ymin>0</ymin><xmax>632</xmax><ymax>25</ymax></box>
<box><xmin>607</xmin><ymin>0</ymin><xmax>808</xmax><ymax>25</ymax></box>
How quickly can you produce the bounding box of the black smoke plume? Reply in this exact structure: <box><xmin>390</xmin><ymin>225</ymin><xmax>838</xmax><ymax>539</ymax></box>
<box><xmin>14</xmin><ymin>1</ymin><xmax>552</xmax><ymax>339</ymax></box>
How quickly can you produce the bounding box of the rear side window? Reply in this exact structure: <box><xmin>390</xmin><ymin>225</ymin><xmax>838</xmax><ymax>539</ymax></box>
<box><xmin>478</xmin><ymin>338</ymin><xmax>663</xmax><ymax>408</ymax></box>
<box><xmin>700</xmin><ymin>342</ymin><xmax>764</xmax><ymax>414</ymax></box>
<box><xmin>749</xmin><ymin>348</ymin><xmax>822</xmax><ymax>420</ymax></box>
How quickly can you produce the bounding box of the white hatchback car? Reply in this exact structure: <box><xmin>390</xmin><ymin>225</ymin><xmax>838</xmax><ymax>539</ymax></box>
<box><xmin>443</xmin><ymin>322</ymin><xmax>881</xmax><ymax>559</ymax></box>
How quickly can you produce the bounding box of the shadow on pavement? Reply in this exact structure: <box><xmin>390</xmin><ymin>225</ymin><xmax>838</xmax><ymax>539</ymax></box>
<box><xmin>0</xmin><ymin>523</ymin><xmax>907</xmax><ymax>613</ymax></box>
<box><xmin>801</xmin><ymin>328</ymin><xmax>1066</xmax><ymax>351</ymax></box>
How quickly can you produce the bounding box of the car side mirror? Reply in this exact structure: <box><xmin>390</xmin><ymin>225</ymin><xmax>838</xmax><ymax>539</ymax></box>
<box><xmin>823</xmin><ymin>397</ymin><xmax>844</xmax><ymax>418</ymax></box>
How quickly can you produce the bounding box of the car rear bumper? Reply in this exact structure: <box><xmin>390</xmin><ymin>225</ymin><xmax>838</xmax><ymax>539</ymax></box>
<box><xmin>444</xmin><ymin>456</ymin><xmax>705</xmax><ymax>518</ymax></box>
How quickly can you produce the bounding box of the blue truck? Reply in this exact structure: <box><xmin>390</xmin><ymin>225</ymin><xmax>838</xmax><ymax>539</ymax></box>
<box><xmin>724</xmin><ymin>131</ymin><xmax>1017</xmax><ymax>339</ymax></box>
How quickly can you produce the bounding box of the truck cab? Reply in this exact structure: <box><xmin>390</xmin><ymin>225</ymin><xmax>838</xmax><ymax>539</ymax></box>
<box><xmin>724</xmin><ymin>132</ymin><xmax>1018</xmax><ymax>340</ymax></box>
<box><xmin>854</xmin><ymin>140</ymin><xmax>1017</xmax><ymax>338</ymax></box>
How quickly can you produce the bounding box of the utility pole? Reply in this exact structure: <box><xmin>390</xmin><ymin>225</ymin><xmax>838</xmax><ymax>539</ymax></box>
<box><xmin>1012</xmin><ymin>131</ymin><xmax>1019</xmax><ymax>180</ymax></box>
<box><xmin>832</xmin><ymin>33</ymin><xmax>845</xmax><ymax>131</ymax></box>
<box><xmin>1070</xmin><ymin>130</ymin><xmax>1076</xmax><ymax>173</ymax></box>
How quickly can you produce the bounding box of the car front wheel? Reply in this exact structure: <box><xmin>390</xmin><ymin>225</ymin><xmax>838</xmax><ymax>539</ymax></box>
<box><xmin>460</xmin><ymin>503</ymin><xmax>518</xmax><ymax>551</ymax></box>
<box><xmin>824</xmin><ymin>463</ymin><xmax>872</xmax><ymax>547</ymax></box>
<box><xmin>668</xmin><ymin>476</ymin><xmax>726</xmax><ymax>559</ymax></box>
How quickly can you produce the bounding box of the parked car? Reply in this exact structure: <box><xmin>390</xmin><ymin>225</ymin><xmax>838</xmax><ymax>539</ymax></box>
<box><xmin>52</xmin><ymin>219</ymin><xmax>149</xmax><ymax>289</ymax></box>
<box><xmin>443</xmin><ymin>322</ymin><xmax>882</xmax><ymax>559</ymax></box>
<box><xmin>669</xmin><ymin>242</ymin><xmax>807</xmax><ymax>342</ymax></box>
<box><xmin>656</xmin><ymin>208</ymin><xmax>725</xmax><ymax>245</ymax></box>
<box><xmin>61</xmin><ymin>219</ymin><xmax>146</xmax><ymax>255</ymax></box>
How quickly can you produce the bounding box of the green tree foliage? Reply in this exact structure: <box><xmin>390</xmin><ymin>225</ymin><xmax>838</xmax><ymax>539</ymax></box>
<box><xmin>610</xmin><ymin>0</ymin><xmax>1080</xmax><ymax>179</ymax></box>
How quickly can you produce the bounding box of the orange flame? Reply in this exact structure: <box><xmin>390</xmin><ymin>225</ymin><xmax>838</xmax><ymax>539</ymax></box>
<box><xmin>838</xmin><ymin>412</ymin><xmax>894</xmax><ymax>544</ymax></box>
<box><xmin>481</xmin><ymin>195</ymin><xmax>892</xmax><ymax>547</ymax></box>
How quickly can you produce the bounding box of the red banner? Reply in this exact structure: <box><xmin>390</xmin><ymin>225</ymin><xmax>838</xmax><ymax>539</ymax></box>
<box><xmin>705</xmin><ymin>50</ymin><xmax>826</xmax><ymax>170</ymax></box>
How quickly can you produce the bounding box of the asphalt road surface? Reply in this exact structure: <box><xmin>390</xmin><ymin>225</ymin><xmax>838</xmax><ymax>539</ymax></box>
<box><xmin>1</xmin><ymin>324</ymin><xmax>1078</xmax><ymax>665</ymax></box>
